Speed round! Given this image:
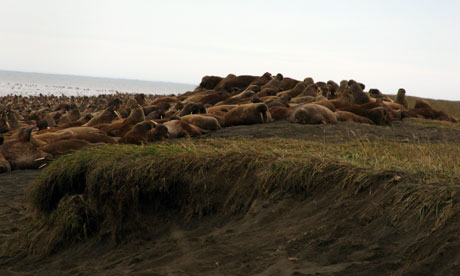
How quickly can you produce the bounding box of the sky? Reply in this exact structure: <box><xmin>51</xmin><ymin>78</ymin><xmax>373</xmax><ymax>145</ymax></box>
<box><xmin>0</xmin><ymin>0</ymin><xmax>459</xmax><ymax>99</ymax></box>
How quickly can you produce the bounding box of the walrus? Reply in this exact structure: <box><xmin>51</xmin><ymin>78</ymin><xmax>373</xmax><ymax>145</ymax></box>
<box><xmin>142</xmin><ymin>102</ymin><xmax>170</xmax><ymax>116</ymax></box>
<box><xmin>327</xmin><ymin>80</ymin><xmax>339</xmax><ymax>98</ymax></box>
<box><xmin>262</xmin><ymin>95</ymin><xmax>291</xmax><ymax>108</ymax></box>
<box><xmin>290</xmin><ymin>96</ymin><xmax>315</xmax><ymax>104</ymax></box>
<box><xmin>280</xmin><ymin>77</ymin><xmax>300</xmax><ymax>91</ymax></box>
<box><xmin>223</xmin><ymin>103</ymin><xmax>272</xmax><ymax>127</ymax></box>
<box><xmin>147</xmin><ymin>122</ymin><xmax>169</xmax><ymax>142</ymax></box>
<box><xmin>184</xmin><ymin>92</ymin><xmax>207</xmax><ymax>103</ymax></box>
<box><xmin>260</xmin><ymin>73</ymin><xmax>283</xmax><ymax>93</ymax></box>
<box><xmin>336</xmin><ymin>80</ymin><xmax>348</xmax><ymax>96</ymax></box>
<box><xmin>38</xmin><ymin>114</ymin><xmax>93</xmax><ymax>133</ymax></box>
<box><xmin>163</xmin><ymin>119</ymin><xmax>206</xmax><ymax>138</ymax></box>
<box><xmin>329</xmin><ymin>89</ymin><xmax>355</xmax><ymax>109</ymax></box>
<box><xmin>304</xmin><ymin>77</ymin><xmax>314</xmax><ymax>86</ymax></box>
<box><xmin>199</xmin><ymin>75</ymin><xmax>224</xmax><ymax>89</ymax></box>
<box><xmin>277</xmin><ymin>81</ymin><xmax>306</xmax><ymax>98</ymax></box>
<box><xmin>339</xmin><ymin>105</ymin><xmax>388</xmax><ymax>125</ymax></box>
<box><xmin>135</xmin><ymin>93</ymin><xmax>147</xmax><ymax>106</ymax></box>
<box><xmin>335</xmin><ymin>111</ymin><xmax>374</xmax><ymax>124</ymax></box>
<box><xmin>0</xmin><ymin>128</ymin><xmax>50</xmax><ymax>171</ymax></box>
<box><xmin>33</xmin><ymin>126</ymin><xmax>112</xmax><ymax>145</ymax></box>
<box><xmin>201</xmin><ymin>113</ymin><xmax>225</xmax><ymax>126</ymax></box>
<box><xmin>318</xmin><ymin>86</ymin><xmax>330</xmax><ymax>98</ymax></box>
<box><xmin>395</xmin><ymin>88</ymin><xmax>409</xmax><ymax>109</ymax></box>
<box><xmin>289</xmin><ymin>104</ymin><xmax>337</xmax><ymax>125</ymax></box>
<box><xmin>0</xmin><ymin>150</ymin><xmax>11</xmax><ymax>173</ymax></box>
<box><xmin>306</xmin><ymin>100</ymin><xmax>337</xmax><ymax>112</ymax></box>
<box><xmin>145</xmin><ymin>110</ymin><xmax>165</xmax><ymax>120</ymax></box>
<box><xmin>250</xmin><ymin>72</ymin><xmax>273</xmax><ymax>86</ymax></box>
<box><xmin>299</xmin><ymin>84</ymin><xmax>319</xmax><ymax>97</ymax></box>
<box><xmin>414</xmin><ymin>99</ymin><xmax>432</xmax><ymax>109</ymax></box>
<box><xmin>369</xmin><ymin>89</ymin><xmax>393</xmax><ymax>103</ymax></box>
<box><xmin>58</xmin><ymin>107</ymin><xmax>81</xmax><ymax>124</ymax></box>
<box><xmin>214</xmin><ymin>90</ymin><xmax>255</xmax><ymax>106</ymax></box>
<box><xmin>180</xmin><ymin>114</ymin><xmax>221</xmax><ymax>130</ymax></box>
<box><xmin>39</xmin><ymin>139</ymin><xmax>98</xmax><ymax>156</ymax></box>
<box><xmin>214</xmin><ymin>74</ymin><xmax>260</xmax><ymax>92</ymax></box>
<box><xmin>178</xmin><ymin>102</ymin><xmax>206</xmax><ymax>116</ymax></box>
<box><xmin>269</xmin><ymin>106</ymin><xmax>294</xmax><ymax>121</ymax></box>
<box><xmin>114</xmin><ymin>104</ymin><xmax>146</xmax><ymax>137</ymax></box>
<box><xmin>84</xmin><ymin>106</ymin><xmax>120</xmax><ymax>127</ymax></box>
<box><xmin>411</xmin><ymin>99</ymin><xmax>457</xmax><ymax>122</ymax></box>
<box><xmin>207</xmin><ymin>105</ymin><xmax>237</xmax><ymax>116</ymax></box>
<box><xmin>151</xmin><ymin>96</ymin><xmax>178</xmax><ymax>105</ymax></box>
<box><xmin>120</xmin><ymin>121</ymin><xmax>155</xmax><ymax>145</ymax></box>
<box><xmin>198</xmin><ymin>91</ymin><xmax>231</xmax><ymax>106</ymax></box>
<box><xmin>349</xmin><ymin>83</ymin><xmax>371</xmax><ymax>104</ymax></box>
<box><xmin>53</xmin><ymin>103</ymin><xmax>71</xmax><ymax>112</ymax></box>
<box><xmin>241</xmin><ymin>84</ymin><xmax>260</xmax><ymax>93</ymax></box>
<box><xmin>255</xmin><ymin>88</ymin><xmax>276</xmax><ymax>97</ymax></box>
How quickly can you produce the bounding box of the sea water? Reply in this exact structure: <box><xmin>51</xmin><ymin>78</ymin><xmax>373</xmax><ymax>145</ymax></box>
<box><xmin>0</xmin><ymin>70</ymin><xmax>196</xmax><ymax>97</ymax></box>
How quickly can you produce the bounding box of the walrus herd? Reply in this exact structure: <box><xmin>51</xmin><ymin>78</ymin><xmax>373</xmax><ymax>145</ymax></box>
<box><xmin>0</xmin><ymin>72</ymin><xmax>457</xmax><ymax>173</ymax></box>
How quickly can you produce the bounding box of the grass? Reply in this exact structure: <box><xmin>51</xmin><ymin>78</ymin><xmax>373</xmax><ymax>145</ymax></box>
<box><xmin>5</xmin><ymin>137</ymin><xmax>460</xmax><ymax>256</ymax></box>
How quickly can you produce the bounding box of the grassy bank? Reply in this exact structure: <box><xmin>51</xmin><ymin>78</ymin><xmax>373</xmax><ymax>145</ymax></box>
<box><xmin>5</xmin><ymin>138</ymin><xmax>460</xmax><ymax>256</ymax></box>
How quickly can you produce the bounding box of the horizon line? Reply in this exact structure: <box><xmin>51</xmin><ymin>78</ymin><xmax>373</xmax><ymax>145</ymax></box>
<box><xmin>0</xmin><ymin>69</ymin><xmax>197</xmax><ymax>87</ymax></box>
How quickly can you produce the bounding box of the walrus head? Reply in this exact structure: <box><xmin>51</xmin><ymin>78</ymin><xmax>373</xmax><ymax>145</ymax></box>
<box><xmin>369</xmin><ymin>89</ymin><xmax>382</xmax><ymax>98</ymax></box>
<box><xmin>255</xmin><ymin>103</ymin><xmax>269</xmax><ymax>123</ymax></box>
<box><xmin>304</xmin><ymin>77</ymin><xmax>314</xmax><ymax>86</ymax></box>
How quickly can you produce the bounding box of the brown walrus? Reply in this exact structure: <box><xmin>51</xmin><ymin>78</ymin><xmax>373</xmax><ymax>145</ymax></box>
<box><xmin>289</xmin><ymin>104</ymin><xmax>337</xmax><ymax>125</ymax></box>
<box><xmin>395</xmin><ymin>88</ymin><xmax>409</xmax><ymax>109</ymax></box>
<box><xmin>223</xmin><ymin>103</ymin><xmax>272</xmax><ymax>126</ymax></box>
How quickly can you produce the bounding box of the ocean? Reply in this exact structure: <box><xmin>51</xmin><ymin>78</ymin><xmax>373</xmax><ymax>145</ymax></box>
<box><xmin>0</xmin><ymin>70</ymin><xmax>196</xmax><ymax>97</ymax></box>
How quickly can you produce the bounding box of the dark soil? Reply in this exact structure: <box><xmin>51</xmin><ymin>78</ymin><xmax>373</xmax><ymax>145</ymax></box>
<box><xmin>203</xmin><ymin>118</ymin><xmax>460</xmax><ymax>143</ymax></box>
<box><xmin>1</xmin><ymin>119</ymin><xmax>460</xmax><ymax>275</ymax></box>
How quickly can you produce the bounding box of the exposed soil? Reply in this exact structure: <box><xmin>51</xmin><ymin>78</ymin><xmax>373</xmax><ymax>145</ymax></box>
<box><xmin>203</xmin><ymin>118</ymin><xmax>460</xmax><ymax>143</ymax></box>
<box><xmin>1</xmin><ymin>118</ymin><xmax>460</xmax><ymax>275</ymax></box>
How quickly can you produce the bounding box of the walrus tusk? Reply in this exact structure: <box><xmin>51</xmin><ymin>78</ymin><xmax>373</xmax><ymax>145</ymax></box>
<box><xmin>150</xmin><ymin>120</ymin><xmax>158</xmax><ymax>126</ymax></box>
<box><xmin>6</xmin><ymin>121</ymin><xmax>10</xmax><ymax>129</ymax></box>
<box><xmin>34</xmin><ymin>157</ymin><xmax>46</xmax><ymax>161</ymax></box>
<box><xmin>39</xmin><ymin>163</ymin><xmax>47</xmax><ymax>169</ymax></box>
<box><xmin>260</xmin><ymin>112</ymin><xmax>264</xmax><ymax>123</ymax></box>
<box><xmin>114</xmin><ymin>110</ymin><xmax>122</xmax><ymax>120</ymax></box>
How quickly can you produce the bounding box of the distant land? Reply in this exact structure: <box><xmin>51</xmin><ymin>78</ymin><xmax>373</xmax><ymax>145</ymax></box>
<box><xmin>0</xmin><ymin>70</ymin><xmax>196</xmax><ymax>97</ymax></box>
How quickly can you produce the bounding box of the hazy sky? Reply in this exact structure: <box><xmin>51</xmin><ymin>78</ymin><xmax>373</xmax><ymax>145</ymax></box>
<box><xmin>1</xmin><ymin>0</ymin><xmax>459</xmax><ymax>99</ymax></box>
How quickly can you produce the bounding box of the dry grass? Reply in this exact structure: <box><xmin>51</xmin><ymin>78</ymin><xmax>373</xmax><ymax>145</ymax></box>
<box><xmin>7</xmin><ymin>137</ymin><xmax>460</xmax><ymax>255</ymax></box>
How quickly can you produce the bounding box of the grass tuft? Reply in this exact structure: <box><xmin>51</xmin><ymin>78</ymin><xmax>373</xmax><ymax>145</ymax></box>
<box><xmin>17</xmin><ymin>138</ymin><xmax>460</xmax><ymax>255</ymax></box>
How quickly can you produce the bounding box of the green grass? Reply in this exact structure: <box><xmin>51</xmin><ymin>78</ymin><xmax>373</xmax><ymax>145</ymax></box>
<box><xmin>6</xmin><ymin>138</ymin><xmax>460</xmax><ymax>256</ymax></box>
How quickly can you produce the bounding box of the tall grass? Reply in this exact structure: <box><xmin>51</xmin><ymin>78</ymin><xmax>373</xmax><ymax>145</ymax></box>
<box><xmin>8</xmin><ymin>138</ymin><xmax>460</xmax><ymax>255</ymax></box>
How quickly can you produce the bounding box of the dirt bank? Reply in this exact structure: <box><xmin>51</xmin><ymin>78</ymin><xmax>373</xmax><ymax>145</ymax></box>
<box><xmin>1</xmin><ymin>119</ymin><xmax>460</xmax><ymax>275</ymax></box>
